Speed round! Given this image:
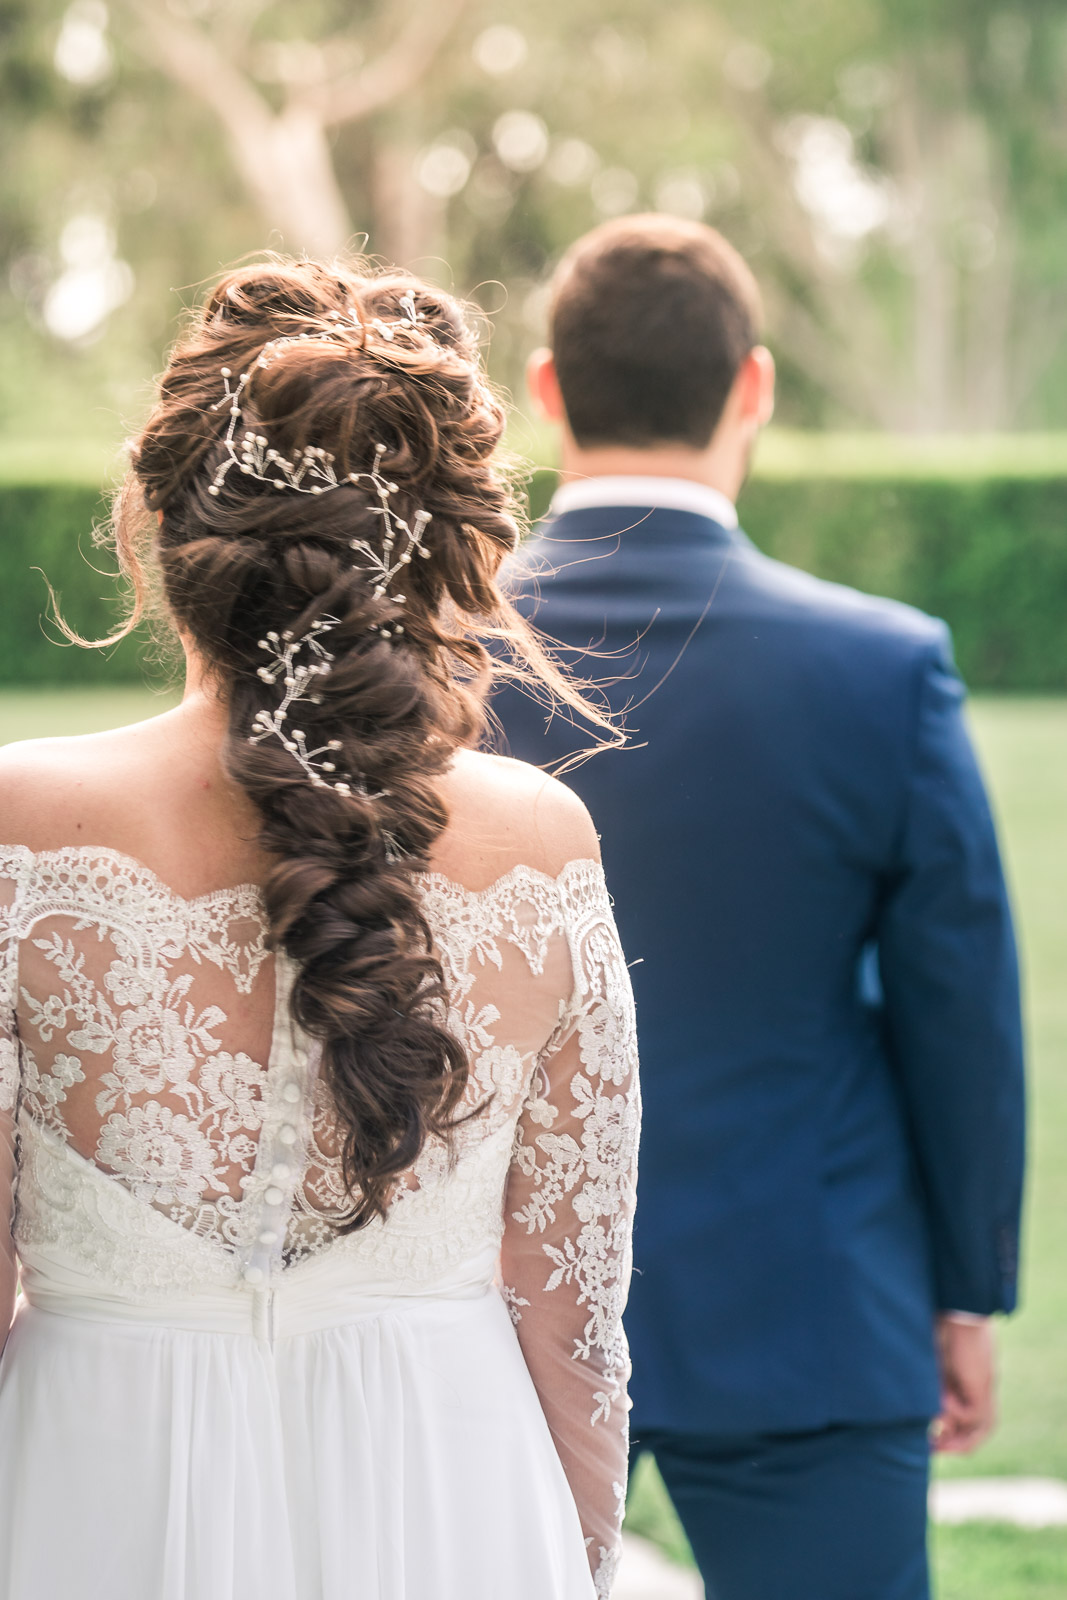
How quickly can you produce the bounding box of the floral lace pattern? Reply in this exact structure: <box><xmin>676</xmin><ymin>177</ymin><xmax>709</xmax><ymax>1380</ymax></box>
<box><xmin>0</xmin><ymin>1039</ymin><xmax>18</xmax><ymax>1116</ymax></box>
<box><xmin>498</xmin><ymin>866</ymin><xmax>640</xmax><ymax>1584</ymax></box>
<box><xmin>4</xmin><ymin>848</ymin><xmax>269</xmax><ymax>1252</ymax></box>
<box><xmin>0</xmin><ymin>844</ymin><xmax>638</xmax><ymax>1595</ymax></box>
<box><xmin>513</xmin><ymin>949</ymin><xmax>638</xmax><ymax>1372</ymax></box>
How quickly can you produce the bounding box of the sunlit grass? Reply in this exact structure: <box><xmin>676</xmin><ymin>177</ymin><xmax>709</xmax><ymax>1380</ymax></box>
<box><xmin>502</xmin><ymin>420</ymin><xmax>1067</xmax><ymax>482</ymax></box>
<box><xmin>933</xmin><ymin>1523</ymin><xmax>1067</xmax><ymax>1599</ymax></box>
<box><xmin>751</xmin><ymin>430</ymin><xmax>1067</xmax><ymax>481</ymax></box>
<box><xmin>950</xmin><ymin>700</ymin><xmax>1067</xmax><ymax>1484</ymax></box>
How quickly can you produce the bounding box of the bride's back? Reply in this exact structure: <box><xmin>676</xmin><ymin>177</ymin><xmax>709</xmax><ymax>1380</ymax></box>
<box><xmin>19</xmin><ymin>258</ymin><xmax>618</xmax><ymax>1213</ymax></box>
<box><xmin>0</xmin><ymin>701</ymin><xmax>598</xmax><ymax>1253</ymax></box>
<box><xmin>0</xmin><ymin>251</ymin><xmax>621</xmax><ymax>1268</ymax></box>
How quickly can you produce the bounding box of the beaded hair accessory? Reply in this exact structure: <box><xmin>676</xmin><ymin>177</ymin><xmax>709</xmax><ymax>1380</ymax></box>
<box><xmin>211</xmin><ymin>298</ymin><xmax>435</xmax><ymax>799</ymax></box>
<box><xmin>206</xmin><ymin>307</ymin><xmax>433</xmax><ymax>602</ymax></box>
<box><xmin>207</xmin><ymin>293</ymin><xmax>428</xmax><ymax>514</ymax></box>
<box><xmin>250</xmin><ymin>623</ymin><xmax>402</xmax><ymax>861</ymax></box>
<box><xmin>249</xmin><ymin>619</ymin><xmax>395</xmax><ymax>819</ymax></box>
<box><xmin>249</xmin><ymin>618</ymin><xmax>352</xmax><ymax>793</ymax></box>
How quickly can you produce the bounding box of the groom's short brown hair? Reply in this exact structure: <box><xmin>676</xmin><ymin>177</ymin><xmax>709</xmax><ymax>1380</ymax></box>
<box><xmin>549</xmin><ymin>215</ymin><xmax>763</xmax><ymax>450</ymax></box>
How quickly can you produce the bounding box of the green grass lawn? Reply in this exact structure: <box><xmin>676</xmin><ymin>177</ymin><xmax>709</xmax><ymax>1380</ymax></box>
<box><xmin>2</xmin><ymin>689</ymin><xmax>1065</xmax><ymax>1596</ymax></box>
<box><xmin>954</xmin><ymin>701</ymin><xmax>1067</xmax><ymax>1486</ymax></box>
<box><xmin>933</xmin><ymin>1524</ymin><xmax>1067</xmax><ymax>1600</ymax></box>
<box><xmin>0</xmin><ymin>686</ymin><xmax>179</xmax><ymax>744</ymax></box>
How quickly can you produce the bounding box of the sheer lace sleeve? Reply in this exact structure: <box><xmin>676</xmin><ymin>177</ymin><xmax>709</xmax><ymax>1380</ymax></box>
<box><xmin>0</xmin><ymin>855</ymin><xmax>23</xmax><ymax>1354</ymax></box>
<box><xmin>501</xmin><ymin>862</ymin><xmax>640</xmax><ymax>1599</ymax></box>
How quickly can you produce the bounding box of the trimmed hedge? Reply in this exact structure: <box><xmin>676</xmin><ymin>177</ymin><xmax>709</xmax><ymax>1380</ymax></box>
<box><xmin>0</xmin><ymin>484</ymin><xmax>147</xmax><ymax>685</ymax></box>
<box><xmin>3</xmin><ymin>456</ymin><xmax>1066</xmax><ymax>689</ymax></box>
<box><xmin>529</xmin><ymin>467</ymin><xmax>1067</xmax><ymax>691</ymax></box>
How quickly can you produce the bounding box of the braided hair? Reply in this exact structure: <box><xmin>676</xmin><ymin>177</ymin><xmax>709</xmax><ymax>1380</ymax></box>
<box><xmin>108</xmin><ymin>256</ymin><xmax>615</xmax><ymax>1229</ymax></box>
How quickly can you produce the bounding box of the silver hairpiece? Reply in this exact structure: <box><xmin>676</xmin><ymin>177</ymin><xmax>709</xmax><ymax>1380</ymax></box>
<box><xmin>206</xmin><ymin>322</ymin><xmax>434</xmax><ymax>611</ymax></box>
<box><xmin>225</xmin><ymin>305</ymin><xmax>432</xmax><ymax>818</ymax></box>
<box><xmin>249</xmin><ymin>619</ymin><xmax>352</xmax><ymax>793</ymax></box>
<box><xmin>206</xmin><ymin>292</ymin><xmax>424</xmax><ymax>501</ymax></box>
<box><xmin>248</xmin><ymin>618</ymin><xmax>393</xmax><ymax>807</ymax></box>
<box><xmin>349</xmin><ymin>442</ymin><xmax>433</xmax><ymax>608</ymax></box>
<box><xmin>355</xmin><ymin>289</ymin><xmax>422</xmax><ymax>343</ymax></box>
<box><xmin>206</xmin><ymin>323</ymin><xmax>417</xmax><ymax>503</ymax></box>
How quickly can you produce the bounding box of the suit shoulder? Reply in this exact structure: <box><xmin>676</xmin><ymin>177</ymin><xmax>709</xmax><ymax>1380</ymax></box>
<box><xmin>743</xmin><ymin>546</ymin><xmax>948</xmax><ymax>660</ymax></box>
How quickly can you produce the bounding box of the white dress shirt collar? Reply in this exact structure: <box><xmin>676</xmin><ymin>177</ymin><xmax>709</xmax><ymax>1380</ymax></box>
<box><xmin>549</xmin><ymin>474</ymin><xmax>739</xmax><ymax>530</ymax></box>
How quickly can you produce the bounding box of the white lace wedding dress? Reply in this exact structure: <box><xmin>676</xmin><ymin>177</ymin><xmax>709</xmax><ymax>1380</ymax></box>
<box><xmin>0</xmin><ymin>845</ymin><xmax>639</xmax><ymax>1600</ymax></box>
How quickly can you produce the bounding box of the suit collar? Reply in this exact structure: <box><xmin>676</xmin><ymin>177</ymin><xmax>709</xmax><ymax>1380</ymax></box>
<box><xmin>549</xmin><ymin>474</ymin><xmax>738</xmax><ymax>529</ymax></box>
<box><xmin>537</xmin><ymin>500</ymin><xmax>753</xmax><ymax>560</ymax></box>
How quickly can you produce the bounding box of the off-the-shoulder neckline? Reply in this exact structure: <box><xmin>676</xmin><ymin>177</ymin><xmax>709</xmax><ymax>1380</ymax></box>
<box><xmin>0</xmin><ymin>841</ymin><xmax>603</xmax><ymax>914</ymax></box>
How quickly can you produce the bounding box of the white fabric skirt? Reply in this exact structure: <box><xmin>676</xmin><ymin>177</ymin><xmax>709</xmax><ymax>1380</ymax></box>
<box><xmin>0</xmin><ymin>1270</ymin><xmax>596</xmax><ymax>1600</ymax></box>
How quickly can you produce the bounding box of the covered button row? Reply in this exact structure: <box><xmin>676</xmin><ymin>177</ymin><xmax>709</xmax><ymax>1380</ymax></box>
<box><xmin>242</xmin><ymin>1073</ymin><xmax>304</xmax><ymax>1284</ymax></box>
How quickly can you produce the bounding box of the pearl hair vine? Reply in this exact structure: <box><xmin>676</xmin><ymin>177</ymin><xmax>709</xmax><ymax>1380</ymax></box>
<box><xmin>218</xmin><ymin>295</ymin><xmax>431</xmax><ymax>832</ymax></box>
<box><xmin>250</xmin><ymin>622</ymin><xmax>406</xmax><ymax>860</ymax></box>
<box><xmin>248</xmin><ymin>617</ymin><xmax>392</xmax><ymax>807</ymax></box>
<box><xmin>206</xmin><ymin>289</ymin><xmax>421</xmax><ymax>490</ymax></box>
<box><xmin>249</xmin><ymin>618</ymin><xmax>352</xmax><ymax>795</ymax></box>
<box><xmin>206</xmin><ymin>289</ymin><xmax>428</xmax><ymax>515</ymax></box>
<box><xmin>359</xmin><ymin>289</ymin><xmax>422</xmax><ymax>342</ymax></box>
<box><xmin>207</xmin><ymin>302</ymin><xmax>435</xmax><ymax>631</ymax></box>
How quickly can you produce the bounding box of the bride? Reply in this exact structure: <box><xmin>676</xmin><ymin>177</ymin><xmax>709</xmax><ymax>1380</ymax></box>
<box><xmin>0</xmin><ymin>259</ymin><xmax>639</xmax><ymax>1600</ymax></box>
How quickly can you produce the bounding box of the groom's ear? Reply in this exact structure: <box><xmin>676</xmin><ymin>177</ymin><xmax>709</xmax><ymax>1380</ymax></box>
<box><xmin>526</xmin><ymin>348</ymin><xmax>568</xmax><ymax>425</ymax></box>
<box><xmin>735</xmin><ymin>346</ymin><xmax>776</xmax><ymax>429</ymax></box>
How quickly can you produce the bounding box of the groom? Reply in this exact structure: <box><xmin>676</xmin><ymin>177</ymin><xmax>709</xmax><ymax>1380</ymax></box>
<box><xmin>492</xmin><ymin>216</ymin><xmax>1025</xmax><ymax>1599</ymax></box>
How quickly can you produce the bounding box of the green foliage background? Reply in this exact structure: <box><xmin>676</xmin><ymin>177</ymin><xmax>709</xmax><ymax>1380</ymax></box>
<box><xmin>0</xmin><ymin>482</ymin><xmax>147</xmax><ymax>686</ymax></box>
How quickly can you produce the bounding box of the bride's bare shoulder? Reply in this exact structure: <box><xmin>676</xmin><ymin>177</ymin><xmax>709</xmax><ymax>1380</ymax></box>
<box><xmin>434</xmin><ymin>749</ymin><xmax>600</xmax><ymax>889</ymax></box>
<box><xmin>0</xmin><ymin>720</ymin><xmax>159</xmax><ymax>849</ymax></box>
<box><xmin>0</xmin><ymin>733</ymin><xmax>91</xmax><ymax>845</ymax></box>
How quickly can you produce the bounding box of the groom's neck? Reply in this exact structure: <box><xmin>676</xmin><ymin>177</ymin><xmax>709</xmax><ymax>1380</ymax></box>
<box><xmin>557</xmin><ymin>434</ymin><xmax>747</xmax><ymax>505</ymax></box>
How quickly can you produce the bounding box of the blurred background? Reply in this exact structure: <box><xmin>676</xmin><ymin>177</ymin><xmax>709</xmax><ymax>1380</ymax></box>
<box><xmin>2</xmin><ymin>3</ymin><xmax>1066</xmax><ymax>1595</ymax></box>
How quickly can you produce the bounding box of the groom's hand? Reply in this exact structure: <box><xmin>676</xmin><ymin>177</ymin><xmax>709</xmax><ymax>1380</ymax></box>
<box><xmin>933</xmin><ymin>1315</ymin><xmax>997</xmax><ymax>1454</ymax></box>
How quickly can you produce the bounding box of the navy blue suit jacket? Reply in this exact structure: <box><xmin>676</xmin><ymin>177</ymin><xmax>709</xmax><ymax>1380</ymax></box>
<box><xmin>492</xmin><ymin>501</ymin><xmax>1025</xmax><ymax>1437</ymax></box>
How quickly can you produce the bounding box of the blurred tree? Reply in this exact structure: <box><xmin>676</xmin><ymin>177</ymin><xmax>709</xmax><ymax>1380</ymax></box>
<box><xmin>720</xmin><ymin>0</ymin><xmax>1067</xmax><ymax>427</ymax></box>
<box><xmin>118</xmin><ymin>0</ymin><xmax>470</xmax><ymax>260</ymax></box>
<box><xmin>5</xmin><ymin>0</ymin><xmax>1067</xmax><ymax>437</ymax></box>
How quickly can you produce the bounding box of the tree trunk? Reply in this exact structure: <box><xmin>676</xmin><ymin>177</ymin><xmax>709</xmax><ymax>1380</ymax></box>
<box><xmin>122</xmin><ymin>0</ymin><xmax>467</xmax><ymax>262</ymax></box>
<box><xmin>371</xmin><ymin>134</ymin><xmax>441</xmax><ymax>269</ymax></box>
<box><xmin>245</xmin><ymin>109</ymin><xmax>353</xmax><ymax>256</ymax></box>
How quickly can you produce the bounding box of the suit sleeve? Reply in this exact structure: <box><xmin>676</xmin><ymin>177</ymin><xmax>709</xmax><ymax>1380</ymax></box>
<box><xmin>877</xmin><ymin>629</ymin><xmax>1025</xmax><ymax>1314</ymax></box>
